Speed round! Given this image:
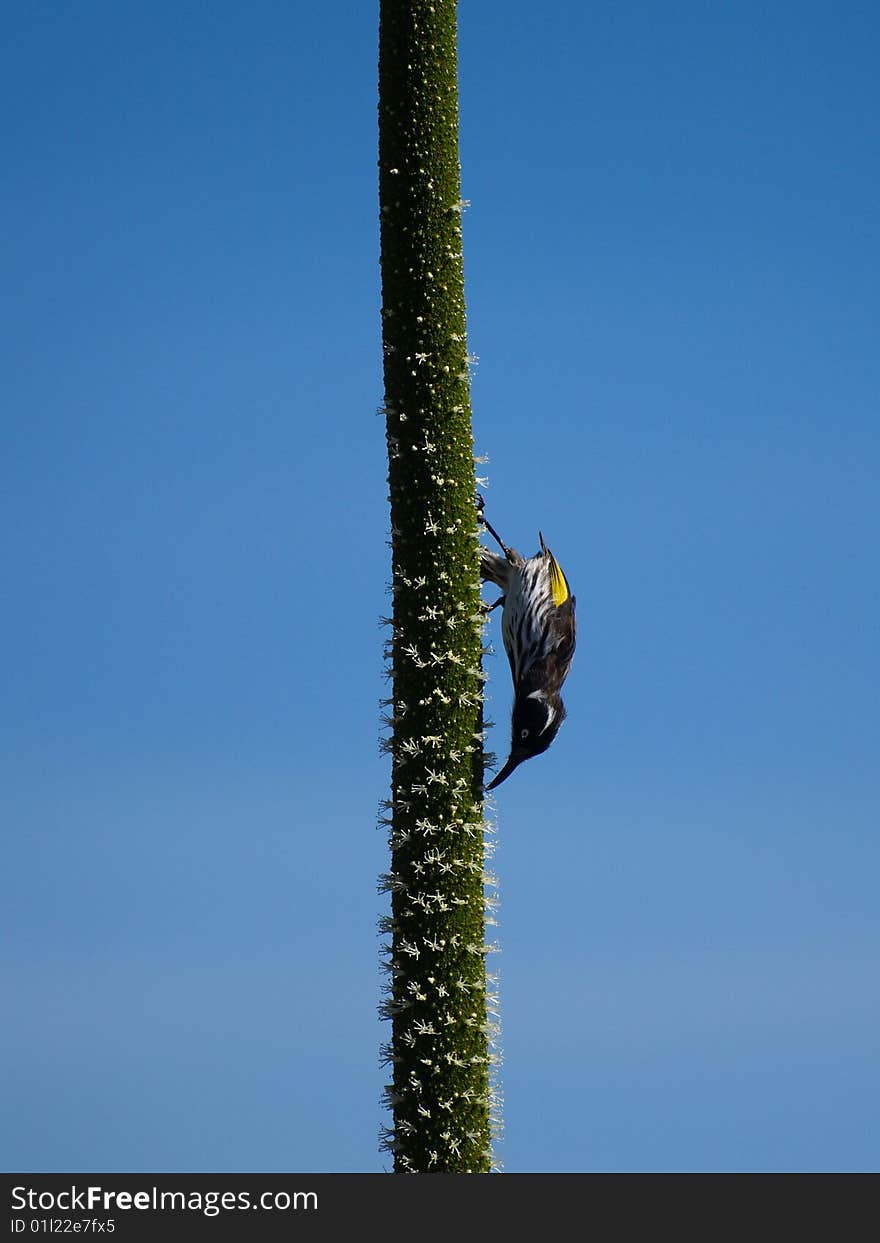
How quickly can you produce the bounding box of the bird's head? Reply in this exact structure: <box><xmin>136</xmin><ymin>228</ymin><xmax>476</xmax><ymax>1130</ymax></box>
<box><xmin>486</xmin><ymin>690</ymin><xmax>566</xmax><ymax>790</ymax></box>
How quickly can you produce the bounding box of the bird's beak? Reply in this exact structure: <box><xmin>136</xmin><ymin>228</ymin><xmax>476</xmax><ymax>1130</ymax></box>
<box><xmin>485</xmin><ymin>751</ymin><xmax>526</xmax><ymax>791</ymax></box>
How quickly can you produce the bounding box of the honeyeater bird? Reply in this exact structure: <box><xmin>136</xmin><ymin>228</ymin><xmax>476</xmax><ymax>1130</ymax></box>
<box><xmin>479</xmin><ymin>508</ymin><xmax>577</xmax><ymax>790</ymax></box>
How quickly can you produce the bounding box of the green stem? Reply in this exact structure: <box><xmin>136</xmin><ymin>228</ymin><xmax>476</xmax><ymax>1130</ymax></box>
<box><xmin>378</xmin><ymin>0</ymin><xmax>495</xmax><ymax>1173</ymax></box>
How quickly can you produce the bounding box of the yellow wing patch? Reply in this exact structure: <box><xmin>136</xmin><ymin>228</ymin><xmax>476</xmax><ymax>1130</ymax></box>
<box><xmin>548</xmin><ymin>553</ymin><xmax>570</xmax><ymax>607</ymax></box>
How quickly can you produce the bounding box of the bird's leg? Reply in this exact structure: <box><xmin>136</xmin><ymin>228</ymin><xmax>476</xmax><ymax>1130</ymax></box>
<box><xmin>479</xmin><ymin>511</ymin><xmax>512</xmax><ymax>560</ymax></box>
<box><xmin>485</xmin><ymin>595</ymin><xmax>505</xmax><ymax>612</ymax></box>
<box><xmin>477</xmin><ymin>493</ymin><xmax>518</xmax><ymax>567</ymax></box>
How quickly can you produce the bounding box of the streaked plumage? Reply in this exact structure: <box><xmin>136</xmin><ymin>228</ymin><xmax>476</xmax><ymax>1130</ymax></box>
<box><xmin>480</xmin><ymin>514</ymin><xmax>576</xmax><ymax>790</ymax></box>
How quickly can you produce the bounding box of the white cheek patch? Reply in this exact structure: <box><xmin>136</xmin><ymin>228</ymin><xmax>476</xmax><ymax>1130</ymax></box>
<box><xmin>527</xmin><ymin>689</ymin><xmax>555</xmax><ymax>734</ymax></box>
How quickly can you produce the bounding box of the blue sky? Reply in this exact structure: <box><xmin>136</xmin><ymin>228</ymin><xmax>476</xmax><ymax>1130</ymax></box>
<box><xmin>2</xmin><ymin>1</ymin><xmax>878</xmax><ymax>1172</ymax></box>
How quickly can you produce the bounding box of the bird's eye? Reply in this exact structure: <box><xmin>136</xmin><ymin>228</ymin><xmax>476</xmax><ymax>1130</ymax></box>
<box><xmin>520</xmin><ymin>728</ymin><xmax>529</xmax><ymax>739</ymax></box>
